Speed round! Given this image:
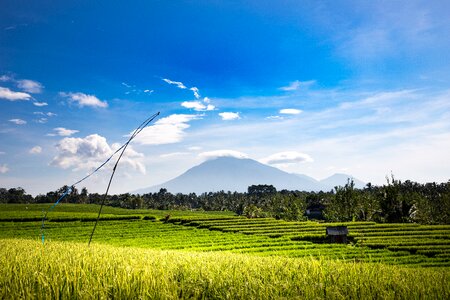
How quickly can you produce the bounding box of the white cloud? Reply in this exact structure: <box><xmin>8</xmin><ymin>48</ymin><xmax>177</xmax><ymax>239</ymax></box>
<box><xmin>51</xmin><ymin>134</ymin><xmax>145</xmax><ymax>174</ymax></box>
<box><xmin>9</xmin><ymin>118</ymin><xmax>26</xmax><ymax>125</ymax></box>
<box><xmin>199</xmin><ymin>150</ymin><xmax>249</xmax><ymax>160</ymax></box>
<box><xmin>36</xmin><ymin>118</ymin><xmax>47</xmax><ymax>124</ymax></box>
<box><xmin>188</xmin><ymin>146</ymin><xmax>202</xmax><ymax>151</ymax></box>
<box><xmin>121</xmin><ymin>82</ymin><xmax>131</xmax><ymax>88</ymax></box>
<box><xmin>0</xmin><ymin>164</ymin><xmax>9</xmax><ymax>174</ymax></box>
<box><xmin>181</xmin><ymin>101</ymin><xmax>215</xmax><ymax>112</ymax></box>
<box><xmin>17</xmin><ymin>79</ymin><xmax>43</xmax><ymax>93</ymax></box>
<box><xmin>29</xmin><ymin>146</ymin><xmax>42</xmax><ymax>154</ymax></box>
<box><xmin>144</xmin><ymin>89</ymin><xmax>153</xmax><ymax>94</ymax></box>
<box><xmin>60</xmin><ymin>92</ymin><xmax>108</xmax><ymax>108</ymax></box>
<box><xmin>190</xmin><ymin>87</ymin><xmax>200</xmax><ymax>99</ymax></box>
<box><xmin>279</xmin><ymin>80</ymin><xmax>316</xmax><ymax>91</ymax></box>
<box><xmin>219</xmin><ymin>112</ymin><xmax>240</xmax><ymax>121</ymax></box>
<box><xmin>162</xmin><ymin>78</ymin><xmax>187</xmax><ymax>89</ymax></box>
<box><xmin>181</xmin><ymin>101</ymin><xmax>206</xmax><ymax>111</ymax></box>
<box><xmin>48</xmin><ymin>127</ymin><xmax>79</xmax><ymax>137</ymax></box>
<box><xmin>33</xmin><ymin>101</ymin><xmax>48</xmax><ymax>107</ymax></box>
<box><xmin>160</xmin><ymin>152</ymin><xmax>189</xmax><ymax>158</ymax></box>
<box><xmin>260</xmin><ymin>151</ymin><xmax>314</xmax><ymax>165</ymax></box>
<box><xmin>134</xmin><ymin>114</ymin><xmax>201</xmax><ymax>145</ymax></box>
<box><xmin>203</xmin><ymin>97</ymin><xmax>211</xmax><ymax>103</ymax></box>
<box><xmin>279</xmin><ymin>108</ymin><xmax>302</xmax><ymax>115</ymax></box>
<box><xmin>0</xmin><ymin>87</ymin><xmax>31</xmax><ymax>101</ymax></box>
<box><xmin>195</xmin><ymin>88</ymin><xmax>450</xmax><ymax>184</ymax></box>
<box><xmin>46</xmin><ymin>112</ymin><xmax>57</xmax><ymax>117</ymax></box>
<box><xmin>266</xmin><ymin>115</ymin><xmax>284</xmax><ymax>120</ymax></box>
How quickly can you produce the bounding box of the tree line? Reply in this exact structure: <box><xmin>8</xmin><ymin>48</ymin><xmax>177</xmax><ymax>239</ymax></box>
<box><xmin>1</xmin><ymin>176</ymin><xmax>449</xmax><ymax>224</ymax></box>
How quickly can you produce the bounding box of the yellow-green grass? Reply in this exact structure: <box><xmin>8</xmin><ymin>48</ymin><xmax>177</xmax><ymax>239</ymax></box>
<box><xmin>1</xmin><ymin>238</ymin><xmax>449</xmax><ymax>299</ymax></box>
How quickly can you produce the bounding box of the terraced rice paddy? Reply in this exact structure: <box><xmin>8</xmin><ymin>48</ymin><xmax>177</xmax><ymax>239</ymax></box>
<box><xmin>1</xmin><ymin>204</ymin><xmax>449</xmax><ymax>298</ymax></box>
<box><xmin>168</xmin><ymin>217</ymin><xmax>450</xmax><ymax>267</ymax></box>
<box><xmin>1</xmin><ymin>204</ymin><xmax>449</xmax><ymax>268</ymax></box>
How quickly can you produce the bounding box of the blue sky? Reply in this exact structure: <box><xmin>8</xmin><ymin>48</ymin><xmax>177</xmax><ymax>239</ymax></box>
<box><xmin>1</xmin><ymin>1</ymin><xmax>449</xmax><ymax>195</ymax></box>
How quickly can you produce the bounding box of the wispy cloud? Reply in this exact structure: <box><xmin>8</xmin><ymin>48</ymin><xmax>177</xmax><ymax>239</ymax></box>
<box><xmin>17</xmin><ymin>79</ymin><xmax>43</xmax><ymax>93</ymax></box>
<box><xmin>260</xmin><ymin>151</ymin><xmax>313</xmax><ymax>165</ymax></box>
<box><xmin>279</xmin><ymin>108</ymin><xmax>302</xmax><ymax>115</ymax></box>
<box><xmin>47</xmin><ymin>127</ymin><xmax>79</xmax><ymax>137</ymax></box>
<box><xmin>3</xmin><ymin>23</ymin><xmax>27</xmax><ymax>31</ymax></box>
<box><xmin>188</xmin><ymin>146</ymin><xmax>202</xmax><ymax>151</ymax></box>
<box><xmin>162</xmin><ymin>78</ymin><xmax>187</xmax><ymax>89</ymax></box>
<box><xmin>279</xmin><ymin>80</ymin><xmax>316</xmax><ymax>91</ymax></box>
<box><xmin>0</xmin><ymin>164</ymin><xmax>9</xmax><ymax>174</ymax></box>
<box><xmin>0</xmin><ymin>87</ymin><xmax>32</xmax><ymax>101</ymax></box>
<box><xmin>134</xmin><ymin>114</ymin><xmax>202</xmax><ymax>145</ymax></box>
<box><xmin>9</xmin><ymin>118</ymin><xmax>26</xmax><ymax>125</ymax></box>
<box><xmin>160</xmin><ymin>152</ymin><xmax>189</xmax><ymax>158</ymax></box>
<box><xmin>199</xmin><ymin>150</ymin><xmax>248</xmax><ymax>160</ymax></box>
<box><xmin>321</xmin><ymin>2</ymin><xmax>449</xmax><ymax>62</ymax></box>
<box><xmin>191</xmin><ymin>88</ymin><xmax>450</xmax><ymax>183</ymax></box>
<box><xmin>29</xmin><ymin>146</ymin><xmax>42</xmax><ymax>154</ymax></box>
<box><xmin>122</xmin><ymin>82</ymin><xmax>154</xmax><ymax>95</ymax></box>
<box><xmin>33</xmin><ymin>112</ymin><xmax>56</xmax><ymax>124</ymax></box>
<box><xmin>219</xmin><ymin>112</ymin><xmax>240</xmax><ymax>121</ymax></box>
<box><xmin>60</xmin><ymin>92</ymin><xmax>108</xmax><ymax>108</ymax></box>
<box><xmin>33</xmin><ymin>101</ymin><xmax>48</xmax><ymax>107</ymax></box>
<box><xmin>34</xmin><ymin>112</ymin><xmax>56</xmax><ymax>117</ymax></box>
<box><xmin>190</xmin><ymin>87</ymin><xmax>200</xmax><ymax>99</ymax></box>
<box><xmin>51</xmin><ymin>134</ymin><xmax>145</xmax><ymax>174</ymax></box>
<box><xmin>266</xmin><ymin>115</ymin><xmax>284</xmax><ymax>120</ymax></box>
<box><xmin>0</xmin><ymin>75</ymin><xmax>12</xmax><ymax>81</ymax></box>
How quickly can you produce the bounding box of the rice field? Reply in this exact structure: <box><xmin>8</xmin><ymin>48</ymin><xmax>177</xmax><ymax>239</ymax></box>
<box><xmin>1</xmin><ymin>204</ymin><xmax>449</xmax><ymax>298</ymax></box>
<box><xmin>1</xmin><ymin>239</ymin><xmax>449</xmax><ymax>299</ymax></box>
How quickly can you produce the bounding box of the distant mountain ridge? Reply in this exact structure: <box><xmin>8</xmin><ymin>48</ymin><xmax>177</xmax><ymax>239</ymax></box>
<box><xmin>320</xmin><ymin>173</ymin><xmax>366</xmax><ymax>189</ymax></box>
<box><xmin>133</xmin><ymin>157</ymin><xmax>365</xmax><ymax>194</ymax></box>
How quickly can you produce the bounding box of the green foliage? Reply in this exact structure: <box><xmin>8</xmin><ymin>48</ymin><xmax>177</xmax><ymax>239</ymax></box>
<box><xmin>324</xmin><ymin>179</ymin><xmax>359</xmax><ymax>221</ymax></box>
<box><xmin>271</xmin><ymin>193</ymin><xmax>307</xmax><ymax>221</ymax></box>
<box><xmin>412</xmin><ymin>182</ymin><xmax>450</xmax><ymax>224</ymax></box>
<box><xmin>1</xmin><ymin>178</ymin><xmax>449</xmax><ymax>224</ymax></box>
<box><xmin>243</xmin><ymin>204</ymin><xmax>267</xmax><ymax>218</ymax></box>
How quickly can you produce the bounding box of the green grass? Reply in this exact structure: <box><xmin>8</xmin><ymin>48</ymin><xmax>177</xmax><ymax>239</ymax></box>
<box><xmin>1</xmin><ymin>239</ymin><xmax>449</xmax><ymax>299</ymax></box>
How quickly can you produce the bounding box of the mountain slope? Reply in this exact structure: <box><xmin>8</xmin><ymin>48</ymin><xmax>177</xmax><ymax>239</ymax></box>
<box><xmin>134</xmin><ymin>157</ymin><xmax>327</xmax><ymax>194</ymax></box>
<box><xmin>320</xmin><ymin>173</ymin><xmax>366</xmax><ymax>189</ymax></box>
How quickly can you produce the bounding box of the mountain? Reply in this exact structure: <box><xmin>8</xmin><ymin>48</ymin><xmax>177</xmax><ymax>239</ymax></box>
<box><xmin>134</xmin><ymin>157</ymin><xmax>328</xmax><ymax>194</ymax></box>
<box><xmin>320</xmin><ymin>173</ymin><xmax>366</xmax><ymax>189</ymax></box>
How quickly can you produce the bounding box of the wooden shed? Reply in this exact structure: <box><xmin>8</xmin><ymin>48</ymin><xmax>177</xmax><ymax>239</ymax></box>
<box><xmin>326</xmin><ymin>226</ymin><xmax>349</xmax><ymax>243</ymax></box>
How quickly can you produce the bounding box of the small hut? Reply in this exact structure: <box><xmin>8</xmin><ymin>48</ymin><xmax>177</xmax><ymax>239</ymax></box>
<box><xmin>326</xmin><ymin>226</ymin><xmax>348</xmax><ymax>243</ymax></box>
